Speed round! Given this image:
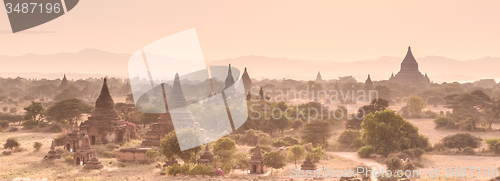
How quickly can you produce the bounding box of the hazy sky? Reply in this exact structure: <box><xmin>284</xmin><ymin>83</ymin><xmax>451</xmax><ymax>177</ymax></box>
<box><xmin>0</xmin><ymin>0</ymin><xmax>499</xmax><ymax>62</ymax></box>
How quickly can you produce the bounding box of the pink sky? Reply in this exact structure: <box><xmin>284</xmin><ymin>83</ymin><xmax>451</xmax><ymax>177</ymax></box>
<box><xmin>0</xmin><ymin>0</ymin><xmax>499</xmax><ymax>62</ymax></box>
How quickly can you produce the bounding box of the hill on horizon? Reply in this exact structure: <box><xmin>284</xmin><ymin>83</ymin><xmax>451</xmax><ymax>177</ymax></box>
<box><xmin>0</xmin><ymin>49</ymin><xmax>498</xmax><ymax>83</ymax></box>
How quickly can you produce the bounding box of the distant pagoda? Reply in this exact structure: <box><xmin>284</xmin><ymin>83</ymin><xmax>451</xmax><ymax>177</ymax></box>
<box><xmin>224</xmin><ymin>64</ymin><xmax>235</xmax><ymax>90</ymax></box>
<box><xmin>389</xmin><ymin>47</ymin><xmax>430</xmax><ymax>85</ymax></box>
<box><xmin>315</xmin><ymin>71</ymin><xmax>323</xmax><ymax>82</ymax></box>
<box><xmin>168</xmin><ymin>73</ymin><xmax>195</xmax><ymax>129</ymax></box>
<box><xmin>363</xmin><ymin>74</ymin><xmax>373</xmax><ymax>91</ymax></box>
<box><xmin>241</xmin><ymin>67</ymin><xmax>252</xmax><ymax>93</ymax></box>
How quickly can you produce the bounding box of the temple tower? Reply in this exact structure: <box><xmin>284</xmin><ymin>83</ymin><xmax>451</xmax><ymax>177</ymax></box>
<box><xmin>83</xmin><ymin>152</ymin><xmax>104</xmax><ymax>169</ymax></box>
<box><xmin>80</xmin><ymin>78</ymin><xmax>130</xmax><ymax>145</ymax></box>
<box><xmin>300</xmin><ymin>157</ymin><xmax>317</xmax><ymax>170</ymax></box>
<box><xmin>224</xmin><ymin>64</ymin><xmax>235</xmax><ymax>90</ymax></box>
<box><xmin>315</xmin><ymin>71</ymin><xmax>323</xmax><ymax>82</ymax></box>
<box><xmin>168</xmin><ymin>73</ymin><xmax>195</xmax><ymax>129</ymax></box>
<box><xmin>363</xmin><ymin>74</ymin><xmax>373</xmax><ymax>91</ymax></box>
<box><xmin>141</xmin><ymin>84</ymin><xmax>175</xmax><ymax>148</ymax></box>
<box><xmin>389</xmin><ymin>47</ymin><xmax>430</xmax><ymax>85</ymax></box>
<box><xmin>249</xmin><ymin>144</ymin><xmax>265</xmax><ymax>174</ymax></box>
<box><xmin>241</xmin><ymin>67</ymin><xmax>252</xmax><ymax>93</ymax></box>
<box><xmin>197</xmin><ymin>144</ymin><xmax>215</xmax><ymax>167</ymax></box>
<box><xmin>45</xmin><ymin>140</ymin><xmax>61</xmax><ymax>160</ymax></box>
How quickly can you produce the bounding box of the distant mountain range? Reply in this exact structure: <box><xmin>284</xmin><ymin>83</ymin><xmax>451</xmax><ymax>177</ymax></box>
<box><xmin>0</xmin><ymin>49</ymin><xmax>498</xmax><ymax>83</ymax></box>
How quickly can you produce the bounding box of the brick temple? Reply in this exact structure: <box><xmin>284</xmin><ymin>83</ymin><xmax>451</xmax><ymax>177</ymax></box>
<box><xmin>389</xmin><ymin>47</ymin><xmax>430</xmax><ymax>85</ymax></box>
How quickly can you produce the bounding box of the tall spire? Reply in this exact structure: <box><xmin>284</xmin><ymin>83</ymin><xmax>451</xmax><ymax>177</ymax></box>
<box><xmin>315</xmin><ymin>71</ymin><xmax>323</xmax><ymax>82</ymax></box>
<box><xmin>402</xmin><ymin>46</ymin><xmax>417</xmax><ymax>64</ymax></box>
<box><xmin>224</xmin><ymin>64</ymin><xmax>235</xmax><ymax>89</ymax></box>
<box><xmin>95</xmin><ymin>78</ymin><xmax>115</xmax><ymax>108</ymax></box>
<box><xmin>241</xmin><ymin>67</ymin><xmax>252</xmax><ymax>93</ymax></box>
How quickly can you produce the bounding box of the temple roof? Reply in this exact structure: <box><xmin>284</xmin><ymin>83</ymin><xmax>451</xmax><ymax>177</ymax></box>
<box><xmin>315</xmin><ymin>71</ymin><xmax>322</xmax><ymax>81</ymax></box>
<box><xmin>365</xmin><ymin>74</ymin><xmax>372</xmax><ymax>84</ymax></box>
<box><xmin>168</xmin><ymin>73</ymin><xmax>188</xmax><ymax>109</ymax></box>
<box><xmin>251</xmin><ymin>144</ymin><xmax>263</xmax><ymax>160</ymax></box>
<box><xmin>95</xmin><ymin>78</ymin><xmax>115</xmax><ymax>108</ymax></box>
<box><xmin>242</xmin><ymin>67</ymin><xmax>252</xmax><ymax>92</ymax></box>
<box><xmin>402</xmin><ymin>46</ymin><xmax>418</xmax><ymax>64</ymax></box>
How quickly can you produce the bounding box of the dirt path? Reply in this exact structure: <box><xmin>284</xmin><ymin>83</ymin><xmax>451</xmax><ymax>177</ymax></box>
<box><xmin>331</xmin><ymin>152</ymin><xmax>385</xmax><ymax>181</ymax></box>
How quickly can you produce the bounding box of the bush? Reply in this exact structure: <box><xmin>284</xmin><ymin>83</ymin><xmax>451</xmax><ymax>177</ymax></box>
<box><xmin>165</xmin><ymin>164</ymin><xmax>181</xmax><ymax>176</ymax></box>
<box><xmin>441</xmin><ymin>133</ymin><xmax>482</xmax><ymax>150</ymax></box>
<box><xmin>249</xmin><ymin>145</ymin><xmax>271</xmax><ymax>155</ymax></box>
<box><xmin>402</xmin><ymin>150</ymin><xmax>415</xmax><ymax>159</ymax></box>
<box><xmin>190</xmin><ymin>164</ymin><xmax>215</xmax><ymax>177</ymax></box>
<box><xmin>282</xmin><ymin>136</ymin><xmax>299</xmax><ymax>145</ymax></box>
<box><xmin>357</xmin><ymin>146</ymin><xmax>373</xmax><ymax>158</ymax></box>
<box><xmin>411</xmin><ymin>148</ymin><xmax>425</xmax><ymax>159</ymax></box>
<box><xmin>8</xmin><ymin>127</ymin><xmax>18</xmax><ymax>132</ymax></box>
<box><xmin>4</xmin><ymin>138</ymin><xmax>20</xmax><ymax>150</ymax></box>
<box><xmin>64</xmin><ymin>155</ymin><xmax>73</xmax><ymax>164</ymax></box>
<box><xmin>0</xmin><ymin>120</ymin><xmax>9</xmax><ymax>129</ymax></box>
<box><xmin>385</xmin><ymin>157</ymin><xmax>403</xmax><ymax>171</ymax></box>
<box><xmin>433</xmin><ymin>116</ymin><xmax>453</xmax><ymax>128</ymax></box>
<box><xmin>54</xmin><ymin>134</ymin><xmax>66</xmax><ymax>146</ymax></box>
<box><xmin>397</xmin><ymin>153</ymin><xmax>411</xmax><ymax>160</ymax></box>
<box><xmin>180</xmin><ymin>164</ymin><xmax>193</xmax><ymax>175</ymax></box>
<box><xmin>2</xmin><ymin>151</ymin><xmax>11</xmax><ymax>155</ymax></box>
<box><xmin>433</xmin><ymin>143</ymin><xmax>445</xmax><ymax>151</ymax></box>
<box><xmin>257</xmin><ymin>133</ymin><xmax>271</xmax><ymax>145</ymax></box>
<box><xmin>33</xmin><ymin>142</ymin><xmax>43</xmax><ymax>151</ymax></box>
<box><xmin>271</xmin><ymin>139</ymin><xmax>289</xmax><ymax>147</ymax></box>
<box><xmin>493</xmin><ymin>142</ymin><xmax>500</xmax><ymax>155</ymax></box>
<box><xmin>46</xmin><ymin>124</ymin><xmax>63</xmax><ymax>133</ymax></box>
<box><xmin>338</xmin><ymin>129</ymin><xmax>363</xmax><ymax>149</ymax></box>
<box><xmin>463</xmin><ymin>147</ymin><xmax>475</xmax><ymax>155</ymax></box>
<box><xmin>485</xmin><ymin>138</ymin><xmax>500</xmax><ymax>151</ymax></box>
<box><xmin>105</xmin><ymin>143</ymin><xmax>120</xmax><ymax>150</ymax></box>
<box><xmin>241</xmin><ymin>129</ymin><xmax>259</xmax><ymax>146</ymax></box>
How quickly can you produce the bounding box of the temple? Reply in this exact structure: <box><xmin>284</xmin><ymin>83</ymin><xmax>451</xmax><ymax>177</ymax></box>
<box><xmin>389</xmin><ymin>47</ymin><xmax>430</xmax><ymax>84</ymax></box>
<box><xmin>79</xmin><ymin>78</ymin><xmax>131</xmax><ymax>145</ymax></box>
<box><xmin>241</xmin><ymin>67</ymin><xmax>252</xmax><ymax>93</ymax></box>
<box><xmin>300</xmin><ymin>157</ymin><xmax>317</xmax><ymax>170</ymax></box>
<box><xmin>59</xmin><ymin>74</ymin><xmax>68</xmax><ymax>91</ymax></box>
<box><xmin>140</xmin><ymin>84</ymin><xmax>175</xmax><ymax>148</ymax></box>
<box><xmin>45</xmin><ymin>140</ymin><xmax>61</xmax><ymax>160</ymax></box>
<box><xmin>363</xmin><ymin>74</ymin><xmax>373</xmax><ymax>91</ymax></box>
<box><xmin>168</xmin><ymin>73</ymin><xmax>196</xmax><ymax>129</ymax></box>
<box><xmin>224</xmin><ymin>64</ymin><xmax>235</xmax><ymax>90</ymax></box>
<box><xmin>197</xmin><ymin>144</ymin><xmax>215</xmax><ymax>167</ymax></box>
<box><xmin>64</xmin><ymin>121</ymin><xmax>85</xmax><ymax>152</ymax></box>
<box><xmin>249</xmin><ymin>144</ymin><xmax>266</xmax><ymax>174</ymax></box>
<box><xmin>315</xmin><ymin>71</ymin><xmax>323</xmax><ymax>82</ymax></box>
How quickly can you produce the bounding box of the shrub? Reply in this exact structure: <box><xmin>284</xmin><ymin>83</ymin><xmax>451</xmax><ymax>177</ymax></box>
<box><xmin>271</xmin><ymin>139</ymin><xmax>289</xmax><ymax>147</ymax></box>
<box><xmin>180</xmin><ymin>164</ymin><xmax>193</xmax><ymax>175</ymax></box>
<box><xmin>2</xmin><ymin>151</ymin><xmax>12</xmax><ymax>155</ymax></box>
<box><xmin>242</xmin><ymin>129</ymin><xmax>259</xmax><ymax>146</ymax></box>
<box><xmin>307</xmin><ymin>146</ymin><xmax>324</xmax><ymax>163</ymax></box>
<box><xmin>385</xmin><ymin>157</ymin><xmax>403</xmax><ymax>171</ymax></box>
<box><xmin>357</xmin><ymin>146</ymin><xmax>373</xmax><ymax>158</ymax></box>
<box><xmin>54</xmin><ymin>134</ymin><xmax>66</xmax><ymax>146</ymax></box>
<box><xmin>411</xmin><ymin>148</ymin><xmax>425</xmax><ymax>159</ymax></box>
<box><xmin>397</xmin><ymin>153</ymin><xmax>411</xmax><ymax>160</ymax></box>
<box><xmin>190</xmin><ymin>164</ymin><xmax>215</xmax><ymax>177</ymax></box>
<box><xmin>282</xmin><ymin>136</ymin><xmax>299</xmax><ymax>145</ymax></box>
<box><xmin>33</xmin><ymin>142</ymin><xmax>43</xmax><ymax>151</ymax></box>
<box><xmin>8</xmin><ymin>127</ymin><xmax>18</xmax><ymax>132</ymax></box>
<box><xmin>64</xmin><ymin>155</ymin><xmax>73</xmax><ymax>164</ymax></box>
<box><xmin>433</xmin><ymin>116</ymin><xmax>453</xmax><ymax>128</ymax></box>
<box><xmin>0</xmin><ymin>120</ymin><xmax>9</xmax><ymax>129</ymax></box>
<box><xmin>257</xmin><ymin>133</ymin><xmax>271</xmax><ymax>145</ymax></box>
<box><xmin>402</xmin><ymin>150</ymin><xmax>415</xmax><ymax>159</ymax></box>
<box><xmin>463</xmin><ymin>147</ymin><xmax>475</xmax><ymax>155</ymax></box>
<box><xmin>485</xmin><ymin>138</ymin><xmax>500</xmax><ymax>151</ymax></box>
<box><xmin>4</xmin><ymin>138</ymin><xmax>20</xmax><ymax>150</ymax></box>
<box><xmin>433</xmin><ymin>143</ymin><xmax>445</xmax><ymax>151</ymax></box>
<box><xmin>249</xmin><ymin>145</ymin><xmax>271</xmax><ymax>155</ymax></box>
<box><xmin>338</xmin><ymin>129</ymin><xmax>363</xmax><ymax>149</ymax></box>
<box><xmin>493</xmin><ymin>142</ymin><xmax>500</xmax><ymax>155</ymax></box>
<box><xmin>46</xmin><ymin>124</ymin><xmax>63</xmax><ymax>133</ymax></box>
<box><xmin>441</xmin><ymin>133</ymin><xmax>482</xmax><ymax>150</ymax></box>
<box><xmin>165</xmin><ymin>164</ymin><xmax>181</xmax><ymax>176</ymax></box>
<box><xmin>105</xmin><ymin>143</ymin><xmax>119</xmax><ymax>150</ymax></box>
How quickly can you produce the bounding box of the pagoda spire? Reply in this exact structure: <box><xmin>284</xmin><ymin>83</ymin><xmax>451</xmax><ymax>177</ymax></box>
<box><xmin>95</xmin><ymin>78</ymin><xmax>115</xmax><ymax>108</ymax></box>
<box><xmin>224</xmin><ymin>64</ymin><xmax>235</xmax><ymax>89</ymax></box>
<box><xmin>241</xmin><ymin>67</ymin><xmax>252</xmax><ymax>93</ymax></box>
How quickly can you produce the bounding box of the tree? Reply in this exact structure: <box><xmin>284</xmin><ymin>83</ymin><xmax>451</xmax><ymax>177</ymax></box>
<box><xmin>444</xmin><ymin>90</ymin><xmax>492</xmax><ymax>131</ymax></box>
<box><xmin>213</xmin><ymin>137</ymin><xmax>237</xmax><ymax>170</ymax></box>
<box><xmin>302</xmin><ymin>120</ymin><xmax>332</xmax><ymax>146</ymax></box>
<box><xmin>45</xmin><ymin>98</ymin><xmax>93</xmax><ymax>126</ymax></box>
<box><xmin>160</xmin><ymin>129</ymin><xmax>202</xmax><ymax>163</ymax></box>
<box><xmin>2</xmin><ymin>107</ymin><xmax>7</xmax><ymax>112</ymax></box>
<box><xmin>262</xmin><ymin>151</ymin><xmax>286</xmax><ymax>175</ymax></box>
<box><xmin>23</xmin><ymin>101</ymin><xmax>45</xmax><ymax>124</ymax></box>
<box><xmin>361</xmin><ymin>110</ymin><xmax>429</xmax><ymax>157</ymax></box>
<box><xmin>346</xmin><ymin>99</ymin><xmax>389</xmax><ymax>129</ymax></box>
<box><xmin>441</xmin><ymin>133</ymin><xmax>482</xmax><ymax>150</ymax></box>
<box><xmin>9</xmin><ymin>107</ymin><xmax>16</xmax><ymax>114</ymax></box>
<box><xmin>385</xmin><ymin>157</ymin><xmax>403</xmax><ymax>171</ymax></box>
<box><xmin>307</xmin><ymin>146</ymin><xmax>324</xmax><ymax>163</ymax></box>
<box><xmin>33</xmin><ymin>142</ymin><xmax>43</xmax><ymax>152</ymax></box>
<box><xmin>287</xmin><ymin>145</ymin><xmax>305</xmax><ymax>167</ymax></box>
<box><xmin>357</xmin><ymin>146</ymin><xmax>373</xmax><ymax>158</ymax></box>
<box><xmin>115</xmin><ymin>103</ymin><xmax>136</xmax><ymax>122</ymax></box>
<box><xmin>4</xmin><ymin>138</ymin><xmax>20</xmax><ymax>151</ymax></box>
<box><xmin>406</xmin><ymin>95</ymin><xmax>426</xmax><ymax>114</ymax></box>
<box><xmin>145</xmin><ymin>149</ymin><xmax>159</xmax><ymax>162</ymax></box>
<box><xmin>54</xmin><ymin>88</ymin><xmax>79</xmax><ymax>101</ymax></box>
